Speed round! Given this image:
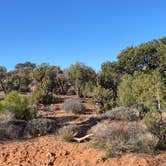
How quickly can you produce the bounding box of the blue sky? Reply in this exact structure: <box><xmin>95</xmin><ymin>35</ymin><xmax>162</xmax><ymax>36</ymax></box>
<box><xmin>0</xmin><ymin>0</ymin><xmax>166</xmax><ymax>71</ymax></box>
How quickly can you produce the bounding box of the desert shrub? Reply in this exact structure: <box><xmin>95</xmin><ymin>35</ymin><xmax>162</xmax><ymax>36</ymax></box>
<box><xmin>0</xmin><ymin>111</ymin><xmax>14</xmax><ymax>139</ymax></box>
<box><xmin>62</xmin><ymin>99</ymin><xmax>85</xmax><ymax>114</ymax></box>
<box><xmin>26</xmin><ymin>104</ymin><xmax>37</xmax><ymax>119</ymax></box>
<box><xmin>0</xmin><ymin>92</ymin><xmax>37</xmax><ymax>120</ymax></box>
<box><xmin>144</xmin><ymin>109</ymin><xmax>166</xmax><ymax>149</ymax></box>
<box><xmin>90</xmin><ymin>121</ymin><xmax>158</xmax><ymax>155</ymax></box>
<box><xmin>58</xmin><ymin>125</ymin><xmax>78</xmax><ymax>141</ymax></box>
<box><xmin>0</xmin><ymin>112</ymin><xmax>27</xmax><ymax>139</ymax></box>
<box><xmin>29</xmin><ymin>90</ymin><xmax>57</xmax><ymax>105</ymax></box>
<box><xmin>97</xmin><ymin>105</ymin><xmax>149</xmax><ymax>122</ymax></box>
<box><xmin>130</xmin><ymin>103</ymin><xmax>149</xmax><ymax>120</ymax></box>
<box><xmin>4</xmin><ymin>120</ymin><xmax>27</xmax><ymax>139</ymax></box>
<box><xmin>97</xmin><ymin>107</ymin><xmax>131</xmax><ymax>122</ymax></box>
<box><xmin>0</xmin><ymin>111</ymin><xmax>15</xmax><ymax>123</ymax></box>
<box><xmin>24</xmin><ymin>118</ymin><xmax>58</xmax><ymax>137</ymax></box>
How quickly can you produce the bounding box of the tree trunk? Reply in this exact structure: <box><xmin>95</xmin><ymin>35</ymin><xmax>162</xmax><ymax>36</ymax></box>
<box><xmin>76</xmin><ymin>87</ymin><xmax>81</xmax><ymax>97</ymax></box>
<box><xmin>156</xmin><ymin>84</ymin><xmax>163</xmax><ymax>123</ymax></box>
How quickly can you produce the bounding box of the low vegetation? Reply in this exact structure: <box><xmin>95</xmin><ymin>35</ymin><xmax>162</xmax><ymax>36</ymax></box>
<box><xmin>0</xmin><ymin>91</ymin><xmax>36</xmax><ymax>120</ymax></box>
<box><xmin>58</xmin><ymin>125</ymin><xmax>78</xmax><ymax>141</ymax></box>
<box><xmin>144</xmin><ymin>109</ymin><xmax>166</xmax><ymax>149</ymax></box>
<box><xmin>96</xmin><ymin>104</ymin><xmax>149</xmax><ymax>122</ymax></box>
<box><xmin>29</xmin><ymin>90</ymin><xmax>57</xmax><ymax>105</ymax></box>
<box><xmin>91</xmin><ymin>120</ymin><xmax>158</xmax><ymax>155</ymax></box>
<box><xmin>24</xmin><ymin>118</ymin><xmax>58</xmax><ymax>137</ymax></box>
<box><xmin>62</xmin><ymin>99</ymin><xmax>85</xmax><ymax>114</ymax></box>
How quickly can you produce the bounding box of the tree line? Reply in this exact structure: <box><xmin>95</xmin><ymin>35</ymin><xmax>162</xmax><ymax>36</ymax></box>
<box><xmin>0</xmin><ymin>37</ymin><xmax>166</xmax><ymax>111</ymax></box>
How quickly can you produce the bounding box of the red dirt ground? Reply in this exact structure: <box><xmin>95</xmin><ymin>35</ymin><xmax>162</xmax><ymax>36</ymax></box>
<box><xmin>0</xmin><ymin>136</ymin><xmax>166</xmax><ymax>166</ymax></box>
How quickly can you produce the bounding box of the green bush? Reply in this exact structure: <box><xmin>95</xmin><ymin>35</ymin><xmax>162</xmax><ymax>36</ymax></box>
<box><xmin>24</xmin><ymin>118</ymin><xmax>58</xmax><ymax>137</ymax></box>
<box><xmin>91</xmin><ymin>86</ymin><xmax>114</xmax><ymax>111</ymax></box>
<box><xmin>144</xmin><ymin>109</ymin><xmax>166</xmax><ymax>149</ymax></box>
<box><xmin>82</xmin><ymin>81</ymin><xmax>95</xmax><ymax>98</ymax></box>
<box><xmin>62</xmin><ymin>99</ymin><xmax>85</xmax><ymax>114</ymax></box>
<box><xmin>0</xmin><ymin>92</ymin><xmax>36</xmax><ymax>120</ymax></box>
<box><xmin>29</xmin><ymin>90</ymin><xmax>57</xmax><ymax>105</ymax></box>
<box><xmin>58</xmin><ymin>125</ymin><xmax>78</xmax><ymax>142</ymax></box>
<box><xmin>90</xmin><ymin>121</ymin><xmax>158</xmax><ymax>155</ymax></box>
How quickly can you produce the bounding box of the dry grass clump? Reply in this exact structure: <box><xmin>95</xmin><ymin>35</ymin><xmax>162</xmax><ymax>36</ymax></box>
<box><xmin>58</xmin><ymin>125</ymin><xmax>78</xmax><ymax>142</ymax></box>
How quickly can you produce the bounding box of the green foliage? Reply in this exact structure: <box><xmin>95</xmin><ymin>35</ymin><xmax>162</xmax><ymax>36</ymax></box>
<box><xmin>98</xmin><ymin>61</ymin><xmax>121</xmax><ymax>89</ymax></box>
<box><xmin>25</xmin><ymin>118</ymin><xmax>58</xmax><ymax>137</ymax></box>
<box><xmin>55</xmin><ymin>73</ymin><xmax>69</xmax><ymax>95</ymax></box>
<box><xmin>82</xmin><ymin>81</ymin><xmax>95</xmax><ymax>98</ymax></box>
<box><xmin>158</xmin><ymin>43</ymin><xmax>166</xmax><ymax>80</ymax></box>
<box><xmin>98</xmin><ymin>61</ymin><xmax>122</xmax><ymax>102</ymax></box>
<box><xmin>0</xmin><ymin>92</ymin><xmax>36</xmax><ymax>120</ymax></box>
<box><xmin>65</xmin><ymin>62</ymin><xmax>96</xmax><ymax>97</ymax></box>
<box><xmin>117</xmin><ymin>74</ymin><xmax>135</xmax><ymax>106</ymax></box>
<box><xmin>15</xmin><ymin>62</ymin><xmax>36</xmax><ymax>70</ymax></box>
<box><xmin>0</xmin><ymin>66</ymin><xmax>7</xmax><ymax>93</ymax></box>
<box><xmin>33</xmin><ymin>63</ymin><xmax>63</xmax><ymax>94</ymax></box>
<box><xmin>117</xmin><ymin>70</ymin><xmax>166</xmax><ymax>109</ymax></box>
<box><xmin>62</xmin><ymin>98</ymin><xmax>85</xmax><ymax>114</ymax></box>
<box><xmin>29</xmin><ymin>90</ymin><xmax>57</xmax><ymax>105</ymax></box>
<box><xmin>14</xmin><ymin>62</ymin><xmax>36</xmax><ymax>92</ymax></box>
<box><xmin>92</xmin><ymin>86</ymin><xmax>114</xmax><ymax>111</ymax></box>
<box><xmin>117</xmin><ymin>40</ymin><xmax>161</xmax><ymax>74</ymax></box>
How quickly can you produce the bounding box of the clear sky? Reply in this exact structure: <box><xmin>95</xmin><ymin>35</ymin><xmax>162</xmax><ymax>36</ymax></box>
<box><xmin>0</xmin><ymin>0</ymin><xmax>166</xmax><ymax>71</ymax></box>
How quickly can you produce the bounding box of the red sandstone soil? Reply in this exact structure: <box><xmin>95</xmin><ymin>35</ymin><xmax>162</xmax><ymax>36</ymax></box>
<box><xmin>0</xmin><ymin>136</ymin><xmax>166</xmax><ymax>166</ymax></box>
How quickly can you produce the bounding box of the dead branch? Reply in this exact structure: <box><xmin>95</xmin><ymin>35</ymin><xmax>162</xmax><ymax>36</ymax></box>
<box><xmin>72</xmin><ymin>134</ymin><xmax>94</xmax><ymax>143</ymax></box>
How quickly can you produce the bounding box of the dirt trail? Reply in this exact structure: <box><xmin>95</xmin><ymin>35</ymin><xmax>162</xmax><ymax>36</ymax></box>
<box><xmin>0</xmin><ymin>136</ymin><xmax>166</xmax><ymax>166</ymax></box>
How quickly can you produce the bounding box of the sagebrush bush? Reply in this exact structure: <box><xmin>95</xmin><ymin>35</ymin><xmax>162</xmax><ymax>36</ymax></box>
<box><xmin>29</xmin><ymin>90</ymin><xmax>57</xmax><ymax>105</ymax></box>
<box><xmin>0</xmin><ymin>111</ymin><xmax>14</xmax><ymax>124</ymax></box>
<box><xmin>58</xmin><ymin>125</ymin><xmax>78</xmax><ymax>141</ymax></box>
<box><xmin>0</xmin><ymin>92</ymin><xmax>37</xmax><ymax>120</ymax></box>
<box><xmin>62</xmin><ymin>99</ymin><xmax>85</xmax><ymax>114</ymax></box>
<box><xmin>144</xmin><ymin>109</ymin><xmax>166</xmax><ymax>149</ymax></box>
<box><xmin>0</xmin><ymin>112</ymin><xmax>27</xmax><ymax>139</ymax></box>
<box><xmin>90</xmin><ymin>121</ymin><xmax>158</xmax><ymax>155</ymax></box>
<box><xmin>0</xmin><ymin>111</ymin><xmax>14</xmax><ymax>139</ymax></box>
<box><xmin>97</xmin><ymin>104</ymin><xmax>149</xmax><ymax>122</ymax></box>
<box><xmin>97</xmin><ymin>107</ymin><xmax>131</xmax><ymax>121</ymax></box>
<box><xmin>24</xmin><ymin>118</ymin><xmax>58</xmax><ymax>137</ymax></box>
